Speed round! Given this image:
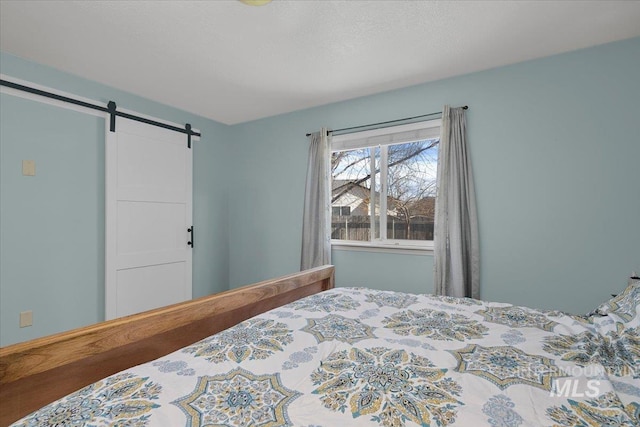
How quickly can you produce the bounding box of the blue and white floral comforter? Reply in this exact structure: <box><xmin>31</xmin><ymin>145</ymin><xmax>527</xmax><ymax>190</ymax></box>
<box><xmin>14</xmin><ymin>287</ymin><xmax>640</xmax><ymax>426</ymax></box>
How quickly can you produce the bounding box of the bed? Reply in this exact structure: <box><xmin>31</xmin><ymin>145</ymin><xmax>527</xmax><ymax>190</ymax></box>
<box><xmin>2</xmin><ymin>267</ymin><xmax>639</xmax><ymax>426</ymax></box>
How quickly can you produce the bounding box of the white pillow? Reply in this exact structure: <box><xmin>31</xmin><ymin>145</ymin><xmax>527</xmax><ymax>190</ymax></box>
<box><xmin>595</xmin><ymin>280</ymin><xmax>640</xmax><ymax>323</ymax></box>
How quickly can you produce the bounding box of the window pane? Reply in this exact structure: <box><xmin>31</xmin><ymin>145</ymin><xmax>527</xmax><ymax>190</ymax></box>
<box><xmin>331</xmin><ymin>135</ymin><xmax>439</xmax><ymax>245</ymax></box>
<box><xmin>386</xmin><ymin>139</ymin><xmax>438</xmax><ymax>241</ymax></box>
<box><xmin>331</xmin><ymin>148</ymin><xmax>372</xmax><ymax>241</ymax></box>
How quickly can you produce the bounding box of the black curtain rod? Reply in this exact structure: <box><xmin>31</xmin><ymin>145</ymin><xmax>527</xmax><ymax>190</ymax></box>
<box><xmin>1</xmin><ymin>79</ymin><xmax>201</xmax><ymax>141</ymax></box>
<box><xmin>305</xmin><ymin>105</ymin><xmax>468</xmax><ymax>137</ymax></box>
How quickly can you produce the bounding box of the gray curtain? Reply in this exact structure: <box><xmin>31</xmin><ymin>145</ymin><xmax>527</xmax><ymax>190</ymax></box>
<box><xmin>301</xmin><ymin>128</ymin><xmax>331</xmax><ymax>270</ymax></box>
<box><xmin>434</xmin><ymin>106</ymin><xmax>480</xmax><ymax>298</ymax></box>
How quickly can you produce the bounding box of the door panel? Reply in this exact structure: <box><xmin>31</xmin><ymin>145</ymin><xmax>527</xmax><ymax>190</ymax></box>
<box><xmin>115</xmin><ymin>262</ymin><xmax>188</xmax><ymax>317</ymax></box>
<box><xmin>117</xmin><ymin>132</ymin><xmax>187</xmax><ymax>198</ymax></box>
<box><xmin>116</xmin><ymin>201</ymin><xmax>186</xmax><ymax>254</ymax></box>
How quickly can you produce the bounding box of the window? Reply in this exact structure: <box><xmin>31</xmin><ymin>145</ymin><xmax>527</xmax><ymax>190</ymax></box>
<box><xmin>331</xmin><ymin>119</ymin><xmax>440</xmax><ymax>250</ymax></box>
<box><xmin>332</xmin><ymin>206</ymin><xmax>351</xmax><ymax>216</ymax></box>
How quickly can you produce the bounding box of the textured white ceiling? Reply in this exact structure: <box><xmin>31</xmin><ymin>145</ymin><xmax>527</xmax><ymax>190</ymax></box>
<box><xmin>2</xmin><ymin>1</ymin><xmax>640</xmax><ymax>125</ymax></box>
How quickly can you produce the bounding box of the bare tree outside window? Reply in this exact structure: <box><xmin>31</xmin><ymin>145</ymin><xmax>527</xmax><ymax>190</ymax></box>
<box><xmin>331</xmin><ymin>138</ymin><xmax>439</xmax><ymax>244</ymax></box>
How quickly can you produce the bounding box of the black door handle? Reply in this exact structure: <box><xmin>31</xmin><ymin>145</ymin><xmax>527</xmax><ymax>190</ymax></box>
<box><xmin>187</xmin><ymin>227</ymin><xmax>194</xmax><ymax>248</ymax></box>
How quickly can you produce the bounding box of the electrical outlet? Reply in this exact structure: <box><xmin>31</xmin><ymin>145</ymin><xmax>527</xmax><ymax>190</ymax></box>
<box><xmin>19</xmin><ymin>310</ymin><xmax>33</xmax><ymax>327</ymax></box>
<box><xmin>22</xmin><ymin>160</ymin><xmax>36</xmax><ymax>176</ymax></box>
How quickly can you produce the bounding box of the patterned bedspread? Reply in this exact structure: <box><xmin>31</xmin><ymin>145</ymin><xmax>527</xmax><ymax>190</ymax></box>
<box><xmin>14</xmin><ymin>287</ymin><xmax>640</xmax><ymax>426</ymax></box>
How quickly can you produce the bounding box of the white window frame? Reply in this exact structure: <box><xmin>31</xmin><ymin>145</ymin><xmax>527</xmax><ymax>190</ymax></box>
<box><xmin>330</xmin><ymin>119</ymin><xmax>441</xmax><ymax>253</ymax></box>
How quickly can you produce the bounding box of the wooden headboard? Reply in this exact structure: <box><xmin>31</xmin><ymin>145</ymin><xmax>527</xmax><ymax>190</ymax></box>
<box><xmin>0</xmin><ymin>265</ymin><xmax>335</xmax><ymax>426</ymax></box>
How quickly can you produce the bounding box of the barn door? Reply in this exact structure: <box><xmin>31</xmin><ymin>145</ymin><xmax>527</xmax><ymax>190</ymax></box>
<box><xmin>105</xmin><ymin>116</ymin><xmax>192</xmax><ymax>320</ymax></box>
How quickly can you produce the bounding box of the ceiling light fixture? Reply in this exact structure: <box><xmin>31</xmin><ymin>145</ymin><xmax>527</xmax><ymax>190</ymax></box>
<box><xmin>239</xmin><ymin>0</ymin><xmax>272</xmax><ymax>5</ymax></box>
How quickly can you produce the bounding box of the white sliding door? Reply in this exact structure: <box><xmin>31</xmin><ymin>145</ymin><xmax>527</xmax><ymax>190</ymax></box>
<box><xmin>106</xmin><ymin>117</ymin><xmax>192</xmax><ymax>320</ymax></box>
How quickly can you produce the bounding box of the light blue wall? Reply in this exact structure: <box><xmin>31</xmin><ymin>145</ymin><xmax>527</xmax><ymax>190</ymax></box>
<box><xmin>228</xmin><ymin>37</ymin><xmax>640</xmax><ymax>314</ymax></box>
<box><xmin>0</xmin><ymin>52</ymin><xmax>231</xmax><ymax>346</ymax></box>
<box><xmin>1</xmin><ymin>94</ymin><xmax>105</xmax><ymax>343</ymax></box>
<box><xmin>333</xmin><ymin>250</ymin><xmax>434</xmax><ymax>295</ymax></box>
